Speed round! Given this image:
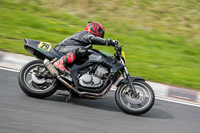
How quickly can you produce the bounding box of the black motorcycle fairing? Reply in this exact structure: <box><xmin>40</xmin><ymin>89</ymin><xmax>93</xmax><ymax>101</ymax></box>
<box><xmin>116</xmin><ymin>76</ymin><xmax>145</xmax><ymax>87</ymax></box>
<box><xmin>24</xmin><ymin>39</ymin><xmax>63</xmax><ymax>60</ymax></box>
<box><xmin>68</xmin><ymin>49</ymin><xmax>123</xmax><ymax>75</ymax></box>
<box><xmin>89</xmin><ymin>49</ymin><xmax>123</xmax><ymax>73</ymax></box>
<box><xmin>66</xmin><ymin>49</ymin><xmax>123</xmax><ymax>92</ymax></box>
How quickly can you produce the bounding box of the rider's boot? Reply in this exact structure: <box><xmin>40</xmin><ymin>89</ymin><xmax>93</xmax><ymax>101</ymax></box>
<box><xmin>53</xmin><ymin>53</ymin><xmax>75</xmax><ymax>76</ymax></box>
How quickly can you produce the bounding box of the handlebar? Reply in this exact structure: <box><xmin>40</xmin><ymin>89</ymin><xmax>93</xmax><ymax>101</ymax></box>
<box><xmin>113</xmin><ymin>40</ymin><xmax>120</xmax><ymax>47</ymax></box>
<box><xmin>112</xmin><ymin>40</ymin><xmax>122</xmax><ymax>53</ymax></box>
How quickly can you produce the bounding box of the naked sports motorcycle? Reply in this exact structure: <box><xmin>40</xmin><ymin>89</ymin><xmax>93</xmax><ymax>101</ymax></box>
<box><xmin>18</xmin><ymin>39</ymin><xmax>155</xmax><ymax>115</ymax></box>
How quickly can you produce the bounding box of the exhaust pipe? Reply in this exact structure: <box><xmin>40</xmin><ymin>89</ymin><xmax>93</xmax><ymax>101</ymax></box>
<box><xmin>43</xmin><ymin>59</ymin><xmax>80</xmax><ymax>92</ymax></box>
<box><xmin>43</xmin><ymin>59</ymin><xmax>59</xmax><ymax>77</ymax></box>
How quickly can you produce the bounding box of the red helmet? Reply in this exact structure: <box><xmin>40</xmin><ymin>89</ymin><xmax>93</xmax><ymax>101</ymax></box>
<box><xmin>85</xmin><ymin>21</ymin><xmax>105</xmax><ymax>38</ymax></box>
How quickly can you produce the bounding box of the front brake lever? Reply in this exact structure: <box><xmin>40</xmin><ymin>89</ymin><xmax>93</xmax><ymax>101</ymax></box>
<box><xmin>114</xmin><ymin>45</ymin><xmax>119</xmax><ymax>51</ymax></box>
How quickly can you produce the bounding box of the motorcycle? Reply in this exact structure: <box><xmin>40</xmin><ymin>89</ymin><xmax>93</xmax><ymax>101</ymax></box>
<box><xmin>18</xmin><ymin>39</ymin><xmax>155</xmax><ymax>115</ymax></box>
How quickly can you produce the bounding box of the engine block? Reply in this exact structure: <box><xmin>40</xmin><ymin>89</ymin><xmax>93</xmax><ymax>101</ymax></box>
<box><xmin>94</xmin><ymin>65</ymin><xmax>109</xmax><ymax>78</ymax></box>
<box><xmin>79</xmin><ymin>74</ymin><xmax>102</xmax><ymax>88</ymax></box>
<box><xmin>79</xmin><ymin>65</ymin><xmax>109</xmax><ymax>88</ymax></box>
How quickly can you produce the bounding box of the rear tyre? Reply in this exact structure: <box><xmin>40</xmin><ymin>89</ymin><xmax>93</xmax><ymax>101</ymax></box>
<box><xmin>18</xmin><ymin>60</ymin><xmax>58</xmax><ymax>98</ymax></box>
<box><xmin>115</xmin><ymin>80</ymin><xmax>155</xmax><ymax>115</ymax></box>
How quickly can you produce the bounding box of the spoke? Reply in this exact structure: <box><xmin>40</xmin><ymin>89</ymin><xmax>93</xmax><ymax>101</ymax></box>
<box><xmin>45</xmin><ymin>82</ymin><xmax>52</xmax><ymax>85</ymax></box>
<box><xmin>46</xmin><ymin>80</ymin><xmax>53</xmax><ymax>84</ymax></box>
<box><xmin>34</xmin><ymin>83</ymin><xmax>40</xmax><ymax>89</ymax></box>
<box><xmin>136</xmin><ymin>104</ymin><xmax>143</xmax><ymax>107</ymax></box>
<box><xmin>27</xmin><ymin>79</ymin><xmax>33</xmax><ymax>85</ymax></box>
<box><xmin>27</xmin><ymin>72</ymin><xmax>33</xmax><ymax>76</ymax></box>
<box><xmin>126</xmin><ymin>102</ymin><xmax>131</xmax><ymax>108</ymax></box>
<box><xmin>39</xmin><ymin>85</ymin><xmax>47</xmax><ymax>90</ymax></box>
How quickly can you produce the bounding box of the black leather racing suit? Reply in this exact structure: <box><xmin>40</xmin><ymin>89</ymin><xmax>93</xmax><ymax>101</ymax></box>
<box><xmin>55</xmin><ymin>31</ymin><xmax>107</xmax><ymax>54</ymax></box>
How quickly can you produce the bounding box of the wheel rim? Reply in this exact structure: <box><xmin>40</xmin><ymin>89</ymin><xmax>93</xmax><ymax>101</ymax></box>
<box><xmin>119</xmin><ymin>82</ymin><xmax>152</xmax><ymax>111</ymax></box>
<box><xmin>23</xmin><ymin>63</ymin><xmax>56</xmax><ymax>93</ymax></box>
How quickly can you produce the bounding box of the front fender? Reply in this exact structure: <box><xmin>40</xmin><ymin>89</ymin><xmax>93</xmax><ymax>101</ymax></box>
<box><xmin>116</xmin><ymin>76</ymin><xmax>145</xmax><ymax>88</ymax></box>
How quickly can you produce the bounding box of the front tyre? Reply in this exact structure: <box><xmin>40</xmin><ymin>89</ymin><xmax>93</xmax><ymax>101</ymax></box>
<box><xmin>115</xmin><ymin>80</ymin><xmax>155</xmax><ymax>115</ymax></box>
<box><xmin>18</xmin><ymin>60</ymin><xmax>58</xmax><ymax>98</ymax></box>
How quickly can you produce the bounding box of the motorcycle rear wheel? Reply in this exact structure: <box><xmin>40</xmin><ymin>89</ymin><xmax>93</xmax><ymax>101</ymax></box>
<box><xmin>115</xmin><ymin>80</ymin><xmax>155</xmax><ymax>115</ymax></box>
<box><xmin>18</xmin><ymin>60</ymin><xmax>58</xmax><ymax>98</ymax></box>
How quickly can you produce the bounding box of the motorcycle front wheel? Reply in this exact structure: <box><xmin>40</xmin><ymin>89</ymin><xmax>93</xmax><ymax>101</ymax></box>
<box><xmin>115</xmin><ymin>80</ymin><xmax>155</xmax><ymax>115</ymax></box>
<box><xmin>18</xmin><ymin>60</ymin><xmax>58</xmax><ymax>98</ymax></box>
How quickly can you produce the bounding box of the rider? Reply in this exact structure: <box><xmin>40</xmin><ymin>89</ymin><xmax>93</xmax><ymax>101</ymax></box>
<box><xmin>54</xmin><ymin>21</ymin><xmax>115</xmax><ymax>75</ymax></box>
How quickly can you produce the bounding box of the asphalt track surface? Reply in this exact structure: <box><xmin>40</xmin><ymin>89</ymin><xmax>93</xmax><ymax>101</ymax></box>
<box><xmin>0</xmin><ymin>69</ymin><xmax>200</xmax><ymax>133</ymax></box>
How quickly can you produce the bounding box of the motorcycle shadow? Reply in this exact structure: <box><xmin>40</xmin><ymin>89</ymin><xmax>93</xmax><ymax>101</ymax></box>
<box><xmin>140</xmin><ymin>102</ymin><xmax>174</xmax><ymax>119</ymax></box>
<box><xmin>45</xmin><ymin>92</ymin><xmax>121</xmax><ymax>113</ymax></box>
<box><xmin>45</xmin><ymin>93</ymin><xmax>174</xmax><ymax>119</ymax></box>
<box><xmin>140</xmin><ymin>108</ymin><xmax>174</xmax><ymax>119</ymax></box>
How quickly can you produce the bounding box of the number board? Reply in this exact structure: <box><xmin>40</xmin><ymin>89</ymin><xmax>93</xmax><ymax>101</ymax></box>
<box><xmin>122</xmin><ymin>51</ymin><xmax>126</xmax><ymax>60</ymax></box>
<box><xmin>38</xmin><ymin>42</ymin><xmax>52</xmax><ymax>52</ymax></box>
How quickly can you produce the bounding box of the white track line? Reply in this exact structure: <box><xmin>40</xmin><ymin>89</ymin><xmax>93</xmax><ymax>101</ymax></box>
<box><xmin>0</xmin><ymin>66</ymin><xmax>199</xmax><ymax>108</ymax></box>
<box><xmin>0</xmin><ymin>67</ymin><xmax>20</xmax><ymax>72</ymax></box>
<box><xmin>155</xmin><ymin>97</ymin><xmax>200</xmax><ymax>107</ymax></box>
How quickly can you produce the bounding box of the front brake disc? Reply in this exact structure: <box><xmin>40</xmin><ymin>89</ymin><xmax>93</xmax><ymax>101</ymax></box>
<box><xmin>125</xmin><ymin>86</ymin><xmax>146</xmax><ymax>104</ymax></box>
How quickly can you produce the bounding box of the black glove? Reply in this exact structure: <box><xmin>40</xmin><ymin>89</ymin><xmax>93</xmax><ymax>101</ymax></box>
<box><xmin>105</xmin><ymin>38</ymin><xmax>114</xmax><ymax>46</ymax></box>
<box><xmin>112</xmin><ymin>40</ymin><xmax>119</xmax><ymax>47</ymax></box>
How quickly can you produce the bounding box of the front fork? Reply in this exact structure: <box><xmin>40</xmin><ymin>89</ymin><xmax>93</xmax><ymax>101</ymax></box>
<box><xmin>120</xmin><ymin>58</ymin><xmax>138</xmax><ymax>98</ymax></box>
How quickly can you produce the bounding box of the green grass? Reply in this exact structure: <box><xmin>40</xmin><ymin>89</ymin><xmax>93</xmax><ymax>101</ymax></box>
<box><xmin>0</xmin><ymin>0</ymin><xmax>200</xmax><ymax>90</ymax></box>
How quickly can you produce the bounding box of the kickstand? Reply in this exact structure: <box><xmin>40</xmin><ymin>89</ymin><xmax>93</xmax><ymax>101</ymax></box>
<box><xmin>65</xmin><ymin>93</ymin><xmax>72</xmax><ymax>102</ymax></box>
<box><xmin>56</xmin><ymin>91</ymin><xmax>72</xmax><ymax>102</ymax></box>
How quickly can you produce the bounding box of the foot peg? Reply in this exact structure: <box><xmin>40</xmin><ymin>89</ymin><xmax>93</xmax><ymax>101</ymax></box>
<box><xmin>57</xmin><ymin>91</ymin><xmax>72</xmax><ymax>102</ymax></box>
<box><xmin>63</xmin><ymin>70</ymin><xmax>70</xmax><ymax>76</ymax></box>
